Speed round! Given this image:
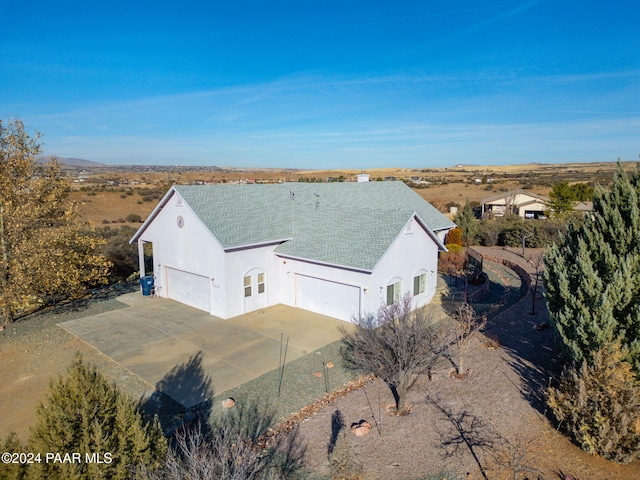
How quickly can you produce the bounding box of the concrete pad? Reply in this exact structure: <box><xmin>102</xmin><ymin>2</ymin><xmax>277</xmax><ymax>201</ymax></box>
<box><xmin>59</xmin><ymin>294</ymin><xmax>349</xmax><ymax>409</ymax></box>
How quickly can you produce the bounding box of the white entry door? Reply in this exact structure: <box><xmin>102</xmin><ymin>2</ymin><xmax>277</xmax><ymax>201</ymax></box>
<box><xmin>165</xmin><ymin>268</ymin><xmax>211</xmax><ymax>313</ymax></box>
<box><xmin>295</xmin><ymin>274</ymin><xmax>360</xmax><ymax>321</ymax></box>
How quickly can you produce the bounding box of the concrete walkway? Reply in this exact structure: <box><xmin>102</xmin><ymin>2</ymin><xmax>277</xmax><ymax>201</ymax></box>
<box><xmin>59</xmin><ymin>293</ymin><xmax>350</xmax><ymax>408</ymax></box>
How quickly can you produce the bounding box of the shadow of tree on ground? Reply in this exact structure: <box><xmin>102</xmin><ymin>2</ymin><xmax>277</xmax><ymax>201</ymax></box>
<box><xmin>328</xmin><ymin>409</ymin><xmax>344</xmax><ymax>455</ymax></box>
<box><xmin>140</xmin><ymin>351</ymin><xmax>215</xmax><ymax>437</ymax></box>
<box><xmin>16</xmin><ymin>281</ymin><xmax>139</xmax><ymax>323</ymax></box>
<box><xmin>426</xmin><ymin>394</ymin><xmax>543</xmax><ymax>480</ymax></box>
<box><xmin>426</xmin><ymin>394</ymin><xmax>496</xmax><ymax>480</ymax></box>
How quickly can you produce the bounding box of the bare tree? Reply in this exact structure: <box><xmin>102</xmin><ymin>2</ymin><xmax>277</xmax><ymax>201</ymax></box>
<box><xmin>527</xmin><ymin>252</ymin><xmax>544</xmax><ymax>316</ymax></box>
<box><xmin>503</xmin><ymin>191</ymin><xmax>517</xmax><ymax>216</ymax></box>
<box><xmin>340</xmin><ymin>294</ymin><xmax>451</xmax><ymax>414</ymax></box>
<box><xmin>452</xmin><ymin>303</ymin><xmax>486</xmax><ymax>376</ymax></box>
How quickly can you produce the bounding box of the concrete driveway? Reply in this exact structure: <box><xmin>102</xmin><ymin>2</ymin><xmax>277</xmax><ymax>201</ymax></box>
<box><xmin>59</xmin><ymin>293</ymin><xmax>349</xmax><ymax>408</ymax></box>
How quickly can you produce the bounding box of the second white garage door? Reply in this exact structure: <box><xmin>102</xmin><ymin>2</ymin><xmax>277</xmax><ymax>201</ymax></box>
<box><xmin>165</xmin><ymin>268</ymin><xmax>211</xmax><ymax>313</ymax></box>
<box><xmin>295</xmin><ymin>274</ymin><xmax>360</xmax><ymax>322</ymax></box>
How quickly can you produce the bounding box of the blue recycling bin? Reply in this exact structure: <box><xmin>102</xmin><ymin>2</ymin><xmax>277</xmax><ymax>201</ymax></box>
<box><xmin>140</xmin><ymin>276</ymin><xmax>154</xmax><ymax>296</ymax></box>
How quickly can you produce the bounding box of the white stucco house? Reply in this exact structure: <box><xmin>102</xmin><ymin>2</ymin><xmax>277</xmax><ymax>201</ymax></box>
<box><xmin>130</xmin><ymin>181</ymin><xmax>455</xmax><ymax>322</ymax></box>
<box><xmin>481</xmin><ymin>189</ymin><xmax>549</xmax><ymax>219</ymax></box>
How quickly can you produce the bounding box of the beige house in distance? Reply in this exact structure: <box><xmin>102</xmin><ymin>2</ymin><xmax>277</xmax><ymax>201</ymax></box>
<box><xmin>481</xmin><ymin>189</ymin><xmax>549</xmax><ymax>219</ymax></box>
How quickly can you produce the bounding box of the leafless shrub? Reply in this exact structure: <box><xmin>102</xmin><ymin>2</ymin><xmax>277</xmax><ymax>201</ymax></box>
<box><xmin>452</xmin><ymin>303</ymin><xmax>487</xmax><ymax>376</ymax></box>
<box><xmin>138</xmin><ymin>397</ymin><xmax>306</xmax><ymax>480</ymax></box>
<box><xmin>487</xmin><ymin>435</ymin><xmax>543</xmax><ymax>480</ymax></box>
<box><xmin>482</xmin><ymin>332</ymin><xmax>501</xmax><ymax>350</ymax></box>
<box><xmin>340</xmin><ymin>294</ymin><xmax>452</xmax><ymax>414</ymax></box>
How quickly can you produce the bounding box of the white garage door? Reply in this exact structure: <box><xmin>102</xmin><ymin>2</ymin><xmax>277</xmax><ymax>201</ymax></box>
<box><xmin>166</xmin><ymin>268</ymin><xmax>211</xmax><ymax>313</ymax></box>
<box><xmin>295</xmin><ymin>275</ymin><xmax>360</xmax><ymax>322</ymax></box>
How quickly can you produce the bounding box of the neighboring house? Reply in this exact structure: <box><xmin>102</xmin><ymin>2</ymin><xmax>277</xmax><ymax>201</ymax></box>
<box><xmin>130</xmin><ymin>181</ymin><xmax>455</xmax><ymax>322</ymax></box>
<box><xmin>572</xmin><ymin>201</ymin><xmax>593</xmax><ymax>213</ymax></box>
<box><xmin>481</xmin><ymin>189</ymin><xmax>549</xmax><ymax>219</ymax></box>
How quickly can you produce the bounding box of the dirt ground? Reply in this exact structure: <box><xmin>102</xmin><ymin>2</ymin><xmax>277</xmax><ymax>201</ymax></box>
<box><xmin>2</xmin><ymin>251</ymin><xmax>640</xmax><ymax>479</ymax></box>
<box><xmin>0</xmin><ymin>285</ymin><xmax>151</xmax><ymax>441</ymax></box>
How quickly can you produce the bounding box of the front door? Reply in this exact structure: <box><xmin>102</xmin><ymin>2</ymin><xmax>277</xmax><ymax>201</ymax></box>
<box><xmin>243</xmin><ymin>269</ymin><xmax>267</xmax><ymax>313</ymax></box>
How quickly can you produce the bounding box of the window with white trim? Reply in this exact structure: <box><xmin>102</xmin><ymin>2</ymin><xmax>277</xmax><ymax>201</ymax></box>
<box><xmin>257</xmin><ymin>273</ymin><xmax>265</xmax><ymax>294</ymax></box>
<box><xmin>386</xmin><ymin>280</ymin><xmax>402</xmax><ymax>306</ymax></box>
<box><xmin>413</xmin><ymin>273</ymin><xmax>427</xmax><ymax>295</ymax></box>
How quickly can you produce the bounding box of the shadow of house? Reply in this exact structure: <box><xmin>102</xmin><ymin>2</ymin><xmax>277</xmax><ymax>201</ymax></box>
<box><xmin>140</xmin><ymin>351</ymin><xmax>215</xmax><ymax>436</ymax></box>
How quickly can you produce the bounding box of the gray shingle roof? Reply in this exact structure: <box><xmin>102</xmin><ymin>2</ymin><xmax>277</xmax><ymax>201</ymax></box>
<box><xmin>172</xmin><ymin>182</ymin><xmax>454</xmax><ymax>271</ymax></box>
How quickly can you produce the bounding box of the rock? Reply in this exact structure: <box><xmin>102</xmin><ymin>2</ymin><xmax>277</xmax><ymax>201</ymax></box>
<box><xmin>326</xmin><ymin>361</ymin><xmax>334</xmax><ymax>368</ymax></box>
<box><xmin>350</xmin><ymin>420</ymin><xmax>372</xmax><ymax>436</ymax></box>
<box><xmin>312</xmin><ymin>371</ymin><xmax>323</xmax><ymax>378</ymax></box>
<box><xmin>222</xmin><ymin>397</ymin><xmax>235</xmax><ymax>408</ymax></box>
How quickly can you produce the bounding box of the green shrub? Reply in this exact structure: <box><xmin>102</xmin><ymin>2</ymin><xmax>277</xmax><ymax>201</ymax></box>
<box><xmin>444</xmin><ymin>243</ymin><xmax>463</xmax><ymax>254</ymax></box>
<box><xmin>477</xmin><ymin>216</ymin><xmax>568</xmax><ymax>248</ymax></box>
<box><xmin>125</xmin><ymin>213</ymin><xmax>142</xmax><ymax>223</ymax></box>
<box><xmin>547</xmin><ymin>342</ymin><xmax>640</xmax><ymax>463</ymax></box>
<box><xmin>0</xmin><ymin>432</ymin><xmax>25</xmax><ymax>480</ymax></box>
<box><xmin>93</xmin><ymin>225</ymin><xmax>139</xmax><ymax>282</ymax></box>
<box><xmin>27</xmin><ymin>356</ymin><xmax>167</xmax><ymax>479</ymax></box>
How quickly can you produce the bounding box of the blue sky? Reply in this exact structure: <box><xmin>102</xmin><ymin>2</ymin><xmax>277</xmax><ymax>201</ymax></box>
<box><xmin>2</xmin><ymin>1</ymin><xmax>638</xmax><ymax>168</ymax></box>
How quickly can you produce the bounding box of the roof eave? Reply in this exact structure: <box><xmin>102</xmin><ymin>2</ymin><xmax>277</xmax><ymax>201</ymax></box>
<box><xmin>224</xmin><ymin>238</ymin><xmax>292</xmax><ymax>252</ymax></box>
<box><xmin>414</xmin><ymin>213</ymin><xmax>450</xmax><ymax>252</ymax></box>
<box><xmin>129</xmin><ymin>186</ymin><xmax>177</xmax><ymax>244</ymax></box>
<box><xmin>275</xmin><ymin>253</ymin><xmax>373</xmax><ymax>274</ymax></box>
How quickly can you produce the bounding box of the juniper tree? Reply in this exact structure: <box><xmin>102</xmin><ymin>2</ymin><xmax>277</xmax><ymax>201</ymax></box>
<box><xmin>453</xmin><ymin>201</ymin><xmax>479</xmax><ymax>247</ymax></box>
<box><xmin>27</xmin><ymin>356</ymin><xmax>166</xmax><ymax>479</ymax></box>
<box><xmin>544</xmin><ymin>162</ymin><xmax>640</xmax><ymax>372</ymax></box>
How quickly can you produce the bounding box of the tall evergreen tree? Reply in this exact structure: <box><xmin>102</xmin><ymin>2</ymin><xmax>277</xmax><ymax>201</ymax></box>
<box><xmin>544</xmin><ymin>163</ymin><xmax>640</xmax><ymax>372</ymax></box>
<box><xmin>453</xmin><ymin>201</ymin><xmax>479</xmax><ymax>247</ymax></box>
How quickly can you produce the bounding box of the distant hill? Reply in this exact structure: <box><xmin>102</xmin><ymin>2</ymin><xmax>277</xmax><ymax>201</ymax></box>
<box><xmin>36</xmin><ymin>156</ymin><xmax>105</xmax><ymax>168</ymax></box>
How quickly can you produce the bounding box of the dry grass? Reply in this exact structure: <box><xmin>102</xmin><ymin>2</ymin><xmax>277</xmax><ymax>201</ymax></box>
<box><xmin>69</xmin><ymin>191</ymin><xmax>157</xmax><ymax>225</ymax></box>
<box><xmin>68</xmin><ymin>160</ymin><xmax>635</xmax><ymax>225</ymax></box>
